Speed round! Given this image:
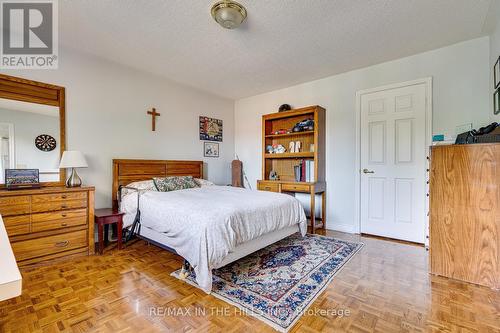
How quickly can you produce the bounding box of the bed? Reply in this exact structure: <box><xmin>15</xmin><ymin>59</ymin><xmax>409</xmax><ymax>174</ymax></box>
<box><xmin>112</xmin><ymin>159</ymin><xmax>307</xmax><ymax>293</ymax></box>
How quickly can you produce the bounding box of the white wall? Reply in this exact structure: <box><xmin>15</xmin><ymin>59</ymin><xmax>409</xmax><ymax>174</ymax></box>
<box><xmin>1</xmin><ymin>48</ymin><xmax>235</xmax><ymax>208</ymax></box>
<box><xmin>235</xmin><ymin>37</ymin><xmax>491</xmax><ymax>233</ymax></box>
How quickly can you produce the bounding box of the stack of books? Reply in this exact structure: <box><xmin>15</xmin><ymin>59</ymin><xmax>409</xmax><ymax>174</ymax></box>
<box><xmin>294</xmin><ymin>159</ymin><xmax>315</xmax><ymax>182</ymax></box>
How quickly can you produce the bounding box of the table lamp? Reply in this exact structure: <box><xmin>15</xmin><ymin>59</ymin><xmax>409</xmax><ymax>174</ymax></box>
<box><xmin>59</xmin><ymin>151</ymin><xmax>88</xmax><ymax>187</ymax></box>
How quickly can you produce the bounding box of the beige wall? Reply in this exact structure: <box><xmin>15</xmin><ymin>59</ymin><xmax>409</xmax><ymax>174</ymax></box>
<box><xmin>1</xmin><ymin>48</ymin><xmax>235</xmax><ymax>208</ymax></box>
<box><xmin>235</xmin><ymin>37</ymin><xmax>491</xmax><ymax>232</ymax></box>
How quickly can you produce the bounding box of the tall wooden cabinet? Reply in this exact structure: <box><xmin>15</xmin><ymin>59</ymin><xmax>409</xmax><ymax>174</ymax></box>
<box><xmin>257</xmin><ymin>105</ymin><xmax>326</xmax><ymax>233</ymax></box>
<box><xmin>429</xmin><ymin>143</ymin><xmax>499</xmax><ymax>289</ymax></box>
<box><xmin>0</xmin><ymin>186</ymin><xmax>95</xmax><ymax>267</ymax></box>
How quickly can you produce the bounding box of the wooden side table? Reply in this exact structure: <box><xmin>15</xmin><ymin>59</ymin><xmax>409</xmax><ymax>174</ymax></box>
<box><xmin>95</xmin><ymin>208</ymin><xmax>124</xmax><ymax>254</ymax></box>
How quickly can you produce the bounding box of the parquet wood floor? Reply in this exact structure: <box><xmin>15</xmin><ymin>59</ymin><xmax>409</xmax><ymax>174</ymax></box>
<box><xmin>1</xmin><ymin>231</ymin><xmax>499</xmax><ymax>332</ymax></box>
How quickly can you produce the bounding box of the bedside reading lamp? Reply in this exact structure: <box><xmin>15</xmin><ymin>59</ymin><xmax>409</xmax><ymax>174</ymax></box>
<box><xmin>59</xmin><ymin>151</ymin><xmax>88</xmax><ymax>187</ymax></box>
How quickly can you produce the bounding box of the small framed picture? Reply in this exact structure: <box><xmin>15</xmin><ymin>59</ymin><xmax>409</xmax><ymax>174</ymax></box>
<box><xmin>495</xmin><ymin>56</ymin><xmax>500</xmax><ymax>89</ymax></box>
<box><xmin>494</xmin><ymin>88</ymin><xmax>500</xmax><ymax>115</ymax></box>
<box><xmin>204</xmin><ymin>142</ymin><xmax>219</xmax><ymax>158</ymax></box>
<box><xmin>5</xmin><ymin>169</ymin><xmax>40</xmax><ymax>190</ymax></box>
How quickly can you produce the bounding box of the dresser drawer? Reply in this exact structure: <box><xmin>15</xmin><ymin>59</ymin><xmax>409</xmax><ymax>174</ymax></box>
<box><xmin>11</xmin><ymin>230</ymin><xmax>87</xmax><ymax>261</ymax></box>
<box><xmin>32</xmin><ymin>191</ymin><xmax>87</xmax><ymax>203</ymax></box>
<box><xmin>32</xmin><ymin>209</ymin><xmax>87</xmax><ymax>232</ymax></box>
<box><xmin>281</xmin><ymin>183</ymin><xmax>311</xmax><ymax>192</ymax></box>
<box><xmin>3</xmin><ymin>215</ymin><xmax>31</xmax><ymax>236</ymax></box>
<box><xmin>31</xmin><ymin>199</ymin><xmax>87</xmax><ymax>213</ymax></box>
<box><xmin>0</xmin><ymin>196</ymin><xmax>31</xmax><ymax>216</ymax></box>
<box><xmin>258</xmin><ymin>182</ymin><xmax>280</xmax><ymax>192</ymax></box>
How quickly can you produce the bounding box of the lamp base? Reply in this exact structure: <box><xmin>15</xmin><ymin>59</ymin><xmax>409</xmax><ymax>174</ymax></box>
<box><xmin>66</xmin><ymin>168</ymin><xmax>82</xmax><ymax>187</ymax></box>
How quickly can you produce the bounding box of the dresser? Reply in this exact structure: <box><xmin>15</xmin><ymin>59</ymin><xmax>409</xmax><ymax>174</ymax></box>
<box><xmin>0</xmin><ymin>186</ymin><xmax>95</xmax><ymax>267</ymax></box>
<box><xmin>429</xmin><ymin>143</ymin><xmax>499</xmax><ymax>289</ymax></box>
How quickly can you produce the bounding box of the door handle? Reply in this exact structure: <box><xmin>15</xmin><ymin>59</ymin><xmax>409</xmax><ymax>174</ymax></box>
<box><xmin>362</xmin><ymin>168</ymin><xmax>375</xmax><ymax>174</ymax></box>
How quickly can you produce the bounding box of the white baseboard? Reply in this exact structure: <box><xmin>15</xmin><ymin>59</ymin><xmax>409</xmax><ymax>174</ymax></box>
<box><xmin>326</xmin><ymin>222</ymin><xmax>358</xmax><ymax>234</ymax></box>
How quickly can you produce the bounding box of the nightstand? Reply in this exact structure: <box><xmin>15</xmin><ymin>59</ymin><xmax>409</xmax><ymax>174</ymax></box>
<box><xmin>95</xmin><ymin>208</ymin><xmax>124</xmax><ymax>254</ymax></box>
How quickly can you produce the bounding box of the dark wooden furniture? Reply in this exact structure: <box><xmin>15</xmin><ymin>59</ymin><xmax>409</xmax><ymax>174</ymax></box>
<box><xmin>232</xmin><ymin>159</ymin><xmax>243</xmax><ymax>187</ymax></box>
<box><xmin>0</xmin><ymin>186</ymin><xmax>95</xmax><ymax>266</ymax></box>
<box><xmin>0</xmin><ymin>74</ymin><xmax>66</xmax><ymax>187</ymax></box>
<box><xmin>257</xmin><ymin>105</ymin><xmax>326</xmax><ymax>233</ymax></box>
<box><xmin>429</xmin><ymin>143</ymin><xmax>499</xmax><ymax>289</ymax></box>
<box><xmin>112</xmin><ymin>159</ymin><xmax>204</xmax><ymax>209</ymax></box>
<box><xmin>95</xmin><ymin>208</ymin><xmax>124</xmax><ymax>254</ymax></box>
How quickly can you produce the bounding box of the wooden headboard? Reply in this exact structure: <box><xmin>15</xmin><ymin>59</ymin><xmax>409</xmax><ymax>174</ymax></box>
<box><xmin>112</xmin><ymin>159</ymin><xmax>203</xmax><ymax>209</ymax></box>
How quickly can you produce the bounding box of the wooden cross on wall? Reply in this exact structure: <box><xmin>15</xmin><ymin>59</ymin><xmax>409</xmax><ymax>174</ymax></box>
<box><xmin>147</xmin><ymin>108</ymin><xmax>160</xmax><ymax>131</ymax></box>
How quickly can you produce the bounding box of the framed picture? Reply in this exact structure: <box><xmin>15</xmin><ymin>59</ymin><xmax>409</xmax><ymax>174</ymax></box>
<box><xmin>494</xmin><ymin>88</ymin><xmax>500</xmax><ymax>115</ymax></box>
<box><xmin>5</xmin><ymin>169</ymin><xmax>40</xmax><ymax>190</ymax></box>
<box><xmin>204</xmin><ymin>142</ymin><xmax>219</xmax><ymax>158</ymax></box>
<box><xmin>495</xmin><ymin>56</ymin><xmax>500</xmax><ymax>89</ymax></box>
<box><xmin>199</xmin><ymin>116</ymin><xmax>223</xmax><ymax>142</ymax></box>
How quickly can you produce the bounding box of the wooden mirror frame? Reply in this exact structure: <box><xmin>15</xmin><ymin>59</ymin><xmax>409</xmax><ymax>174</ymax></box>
<box><xmin>0</xmin><ymin>73</ymin><xmax>66</xmax><ymax>187</ymax></box>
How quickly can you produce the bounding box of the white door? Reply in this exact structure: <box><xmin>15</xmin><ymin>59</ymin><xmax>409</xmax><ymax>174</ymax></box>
<box><xmin>359</xmin><ymin>82</ymin><xmax>428</xmax><ymax>243</ymax></box>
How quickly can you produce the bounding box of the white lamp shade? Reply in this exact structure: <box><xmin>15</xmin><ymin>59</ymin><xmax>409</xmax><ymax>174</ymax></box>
<box><xmin>59</xmin><ymin>151</ymin><xmax>88</xmax><ymax>168</ymax></box>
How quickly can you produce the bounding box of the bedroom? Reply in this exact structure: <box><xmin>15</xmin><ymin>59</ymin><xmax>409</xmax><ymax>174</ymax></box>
<box><xmin>0</xmin><ymin>0</ymin><xmax>499</xmax><ymax>332</ymax></box>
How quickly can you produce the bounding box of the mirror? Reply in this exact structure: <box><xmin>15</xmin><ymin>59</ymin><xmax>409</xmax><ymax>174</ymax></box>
<box><xmin>0</xmin><ymin>99</ymin><xmax>60</xmax><ymax>183</ymax></box>
<box><xmin>0</xmin><ymin>74</ymin><xmax>65</xmax><ymax>186</ymax></box>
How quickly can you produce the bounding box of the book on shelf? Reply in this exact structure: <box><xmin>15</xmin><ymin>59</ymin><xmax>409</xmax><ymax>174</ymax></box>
<box><xmin>295</xmin><ymin>160</ymin><xmax>315</xmax><ymax>182</ymax></box>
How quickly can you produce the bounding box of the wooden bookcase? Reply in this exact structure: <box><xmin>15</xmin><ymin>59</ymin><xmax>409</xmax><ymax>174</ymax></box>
<box><xmin>257</xmin><ymin>105</ymin><xmax>326</xmax><ymax>233</ymax></box>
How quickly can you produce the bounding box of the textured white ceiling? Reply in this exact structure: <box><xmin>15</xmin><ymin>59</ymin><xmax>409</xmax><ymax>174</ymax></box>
<box><xmin>59</xmin><ymin>0</ymin><xmax>493</xmax><ymax>99</ymax></box>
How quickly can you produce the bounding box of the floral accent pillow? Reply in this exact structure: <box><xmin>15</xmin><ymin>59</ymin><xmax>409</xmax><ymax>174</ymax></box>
<box><xmin>153</xmin><ymin>176</ymin><xmax>199</xmax><ymax>192</ymax></box>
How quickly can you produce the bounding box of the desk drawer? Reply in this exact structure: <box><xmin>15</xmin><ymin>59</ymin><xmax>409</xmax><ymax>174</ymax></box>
<box><xmin>11</xmin><ymin>230</ymin><xmax>87</xmax><ymax>261</ymax></box>
<box><xmin>258</xmin><ymin>182</ymin><xmax>280</xmax><ymax>192</ymax></box>
<box><xmin>0</xmin><ymin>196</ymin><xmax>31</xmax><ymax>216</ymax></box>
<box><xmin>31</xmin><ymin>199</ymin><xmax>87</xmax><ymax>213</ymax></box>
<box><xmin>281</xmin><ymin>183</ymin><xmax>311</xmax><ymax>193</ymax></box>
<box><xmin>32</xmin><ymin>191</ymin><xmax>87</xmax><ymax>203</ymax></box>
<box><xmin>32</xmin><ymin>209</ymin><xmax>87</xmax><ymax>232</ymax></box>
<box><xmin>3</xmin><ymin>215</ymin><xmax>30</xmax><ymax>236</ymax></box>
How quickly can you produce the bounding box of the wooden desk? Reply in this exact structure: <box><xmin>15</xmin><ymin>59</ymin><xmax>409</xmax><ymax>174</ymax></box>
<box><xmin>258</xmin><ymin>180</ymin><xmax>326</xmax><ymax>233</ymax></box>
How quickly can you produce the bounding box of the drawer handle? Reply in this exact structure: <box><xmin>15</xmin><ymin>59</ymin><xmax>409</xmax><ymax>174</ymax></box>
<box><xmin>61</xmin><ymin>214</ymin><xmax>67</xmax><ymax>217</ymax></box>
<box><xmin>61</xmin><ymin>205</ymin><xmax>67</xmax><ymax>209</ymax></box>
<box><xmin>61</xmin><ymin>223</ymin><xmax>68</xmax><ymax>226</ymax></box>
<box><xmin>55</xmin><ymin>240</ymin><xmax>69</xmax><ymax>248</ymax></box>
<box><xmin>61</xmin><ymin>195</ymin><xmax>67</xmax><ymax>199</ymax></box>
<box><xmin>265</xmin><ymin>187</ymin><xmax>271</xmax><ymax>190</ymax></box>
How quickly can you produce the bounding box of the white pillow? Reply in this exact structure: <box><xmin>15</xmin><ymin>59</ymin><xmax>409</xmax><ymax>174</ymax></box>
<box><xmin>121</xmin><ymin>180</ymin><xmax>157</xmax><ymax>197</ymax></box>
<box><xmin>194</xmin><ymin>178</ymin><xmax>215</xmax><ymax>187</ymax></box>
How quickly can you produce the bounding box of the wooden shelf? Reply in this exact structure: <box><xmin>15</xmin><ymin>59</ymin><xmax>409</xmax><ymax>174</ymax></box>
<box><xmin>264</xmin><ymin>152</ymin><xmax>314</xmax><ymax>159</ymax></box>
<box><xmin>265</xmin><ymin>131</ymin><xmax>314</xmax><ymax>138</ymax></box>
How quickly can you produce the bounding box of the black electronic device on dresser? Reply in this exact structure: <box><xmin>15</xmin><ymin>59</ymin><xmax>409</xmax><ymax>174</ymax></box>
<box><xmin>455</xmin><ymin>122</ymin><xmax>500</xmax><ymax>144</ymax></box>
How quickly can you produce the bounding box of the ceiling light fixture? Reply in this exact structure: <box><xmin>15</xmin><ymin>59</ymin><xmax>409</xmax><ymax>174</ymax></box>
<box><xmin>211</xmin><ymin>0</ymin><xmax>247</xmax><ymax>29</ymax></box>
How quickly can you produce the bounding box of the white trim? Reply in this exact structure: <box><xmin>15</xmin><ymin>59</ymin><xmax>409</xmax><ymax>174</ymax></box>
<box><xmin>354</xmin><ymin>77</ymin><xmax>433</xmax><ymax>237</ymax></box>
<box><xmin>327</xmin><ymin>223</ymin><xmax>357</xmax><ymax>234</ymax></box>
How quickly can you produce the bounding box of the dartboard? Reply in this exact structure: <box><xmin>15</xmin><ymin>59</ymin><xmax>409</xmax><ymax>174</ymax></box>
<box><xmin>35</xmin><ymin>134</ymin><xmax>57</xmax><ymax>152</ymax></box>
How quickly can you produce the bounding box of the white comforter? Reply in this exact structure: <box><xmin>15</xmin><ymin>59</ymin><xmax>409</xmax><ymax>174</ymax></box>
<box><xmin>120</xmin><ymin>186</ymin><xmax>306</xmax><ymax>292</ymax></box>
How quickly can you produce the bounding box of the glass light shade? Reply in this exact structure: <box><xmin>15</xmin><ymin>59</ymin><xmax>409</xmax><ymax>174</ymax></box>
<box><xmin>211</xmin><ymin>1</ymin><xmax>247</xmax><ymax>29</ymax></box>
<box><xmin>59</xmin><ymin>150</ymin><xmax>88</xmax><ymax>168</ymax></box>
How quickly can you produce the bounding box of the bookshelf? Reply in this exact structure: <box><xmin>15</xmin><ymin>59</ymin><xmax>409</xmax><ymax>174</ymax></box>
<box><xmin>257</xmin><ymin>105</ymin><xmax>326</xmax><ymax>233</ymax></box>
